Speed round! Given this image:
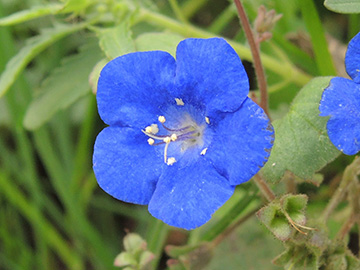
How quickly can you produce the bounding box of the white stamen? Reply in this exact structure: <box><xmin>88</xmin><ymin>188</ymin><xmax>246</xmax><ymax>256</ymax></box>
<box><xmin>147</xmin><ymin>138</ymin><xmax>155</xmax><ymax>145</ymax></box>
<box><xmin>167</xmin><ymin>157</ymin><xmax>176</xmax><ymax>165</ymax></box>
<box><xmin>158</xmin><ymin>116</ymin><xmax>166</xmax><ymax>123</ymax></box>
<box><xmin>163</xmin><ymin>136</ymin><xmax>171</xmax><ymax>143</ymax></box>
<box><xmin>205</xmin><ymin>117</ymin><xmax>210</xmax><ymax>124</ymax></box>
<box><xmin>175</xmin><ymin>98</ymin><xmax>185</xmax><ymax>106</ymax></box>
<box><xmin>200</xmin><ymin>148</ymin><xmax>208</xmax><ymax>155</ymax></box>
<box><xmin>150</xmin><ymin>124</ymin><xmax>159</xmax><ymax>134</ymax></box>
<box><xmin>145</xmin><ymin>124</ymin><xmax>159</xmax><ymax>134</ymax></box>
<box><xmin>171</xmin><ymin>134</ymin><xmax>177</xmax><ymax>141</ymax></box>
<box><xmin>164</xmin><ymin>141</ymin><xmax>170</xmax><ymax>163</ymax></box>
<box><xmin>145</xmin><ymin>126</ymin><xmax>153</xmax><ymax>133</ymax></box>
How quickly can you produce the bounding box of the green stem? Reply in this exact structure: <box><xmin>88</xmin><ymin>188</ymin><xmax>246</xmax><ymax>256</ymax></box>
<box><xmin>321</xmin><ymin>157</ymin><xmax>360</xmax><ymax>221</ymax></box>
<box><xmin>169</xmin><ymin>0</ymin><xmax>187</xmax><ymax>23</ymax></box>
<box><xmin>212</xmin><ymin>208</ymin><xmax>258</xmax><ymax>247</ymax></box>
<box><xmin>0</xmin><ymin>171</ymin><xmax>82</xmax><ymax>268</ymax></box>
<box><xmin>348</xmin><ymin>14</ymin><xmax>360</xmax><ymax>42</ymax></box>
<box><xmin>253</xmin><ymin>174</ymin><xmax>276</xmax><ymax>202</ymax></box>
<box><xmin>147</xmin><ymin>219</ymin><xmax>169</xmax><ymax>270</ymax></box>
<box><xmin>137</xmin><ymin>8</ymin><xmax>311</xmax><ymax>87</ymax></box>
<box><xmin>200</xmin><ymin>188</ymin><xmax>258</xmax><ymax>242</ymax></box>
<box><xmin>208</xmin><ymin>4</ymin><xmax>236</xmax><ymax>34</ymax></box>
<box><xmin>181</xmin><ymin>0</ymin><xmax>207</xmax><ymax>19</ymax></box>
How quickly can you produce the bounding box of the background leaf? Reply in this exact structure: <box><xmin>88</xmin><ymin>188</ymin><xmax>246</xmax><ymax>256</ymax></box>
<box><xmin>23</xmin><ymin>41</ymin><xmax>103</xmax><ymax>130</ymax></box>
<box><xmin>324</xmin><ymin>0</ymin><xmax>360</xmax><ymax>14</ymax></box>
<box><xmin>134</xmin><ymin>32</ymin><xmax>184</xmax><ymax>57</ymax></box>
<box><xmin>0</xmin><ymin>23</ymin><xmax>86</xmax><ymax>98</ymax></box>
<box><xmin>261</xmin><ymin>77</ymin><xmax>340</xmax><ymax>183</ymax></box>
<box><xmin>0</xmin><ymin>4</ymin><xmax>63</xmax><ymax>26</ymax></box>
<box><xmin>98</xmin><ymin>23</ymin><xmax>136</xmax><ymax>59</ymax></box>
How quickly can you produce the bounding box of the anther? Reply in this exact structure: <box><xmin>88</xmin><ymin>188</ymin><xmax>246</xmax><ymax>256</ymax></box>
<box><xmin>167</xmin><ymin>157</ymin><xmax>176</xmax><ymax>165</ymax></box>
<box><xmin>158</xmin><ymin>116</ymin><xmax>166</xmax><ymax>123</ymax></box>
<box><xmin>163</xmin><ymin>137</ymin><xmax>171</xmax><ymax>143</ymax></box>
<box><xmin>205</xmin><ymin>117</ymin><xmax>210</xmax><ymax>124</ymax></box>
<box><xmin>200</xmin><ymin>148</ymin><xmax>208</xmax><ymax>155</ymax></box>
<box><xmin>175</xmin><ymin>98</ymin><xmax>184</xmax><ymax>106</ymax></box>
<box><xmin>147</xmin><ymin>138</ymin><xmax>155</xmax><ymax>145</ymax></box>
<box><xmin>171</xmin><ymin>134</ymin><xmax>177</xmax><ymax>141</ymax></box>
<box><xmin>145</xmin><ymin>126</ymin><xmax>153</xmax><ymax>133</ymax></box>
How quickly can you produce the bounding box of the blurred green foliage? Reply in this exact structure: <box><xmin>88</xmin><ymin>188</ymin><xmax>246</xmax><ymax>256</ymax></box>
<box><xmin>0</xmin><ymin>0</ymin><xmax>359</xmax><ymax>269</ymax></box>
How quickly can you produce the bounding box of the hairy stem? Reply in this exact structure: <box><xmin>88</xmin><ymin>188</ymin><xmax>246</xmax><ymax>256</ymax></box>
<box><xmin>321</xmin><ymin>157</ymin><xmax>360</xmax><ymax>221</ymax></box>
<box><xmin>253</xmin><ymin>174</ymin><xmax>276</xmax><ymax>202</ymax></box>
<box><xmin>211</xmin><ymin>208</ymin><xmax>259</xmax><ymax>247</ymax></box>
<box><xmin>233</xmin><ymin>0</ymin><xmax>269</xmax><ymax>115</ymax></box>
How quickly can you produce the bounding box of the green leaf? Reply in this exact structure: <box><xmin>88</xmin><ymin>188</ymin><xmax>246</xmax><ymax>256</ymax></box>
<box><xmin>256</xmin><ymin>201</ymin><xmax>292</xmax><ymax>241</ymax></box>
<box><xmin>23</xmin><ymin>41</ymin><xmax>102</xmax><ymax>130</ymax></box>
<box><xmin>135</xmin><ymin>32</ymin><xmax>184</xmax><ymax>57</ymax></box>
<box><xmin>261</xmin><ymin>77</ymin><xmax>340</xmax><ymax>183</ymax></box>
<box><xmin>208</xmin><ymin>217</ymin><xmax>283</xmax><ymax>270</ymax></box>
<box><xmin>299</xmin><ymin>0</ymin><xmax>336</xmax><ymax>76</ymax></box>
<box><xmin>0</xmin><ymin>23</ymin><xmax>87</xmax><ymax>98</ymax></box>
<box><xmin>0</xmin><ymin>4</ymin><xmax>63</xmax><ymax>26</ymax></box>
<box><xmin>98</xmin><ymin>23</ymin><xmax>136</xmax><ymax>59</ymax></box>
<box><xmin>324</xmin><ymin>0</ymin><xmax>360</xmax><ymax>14</ymax></box>
<box><xmin>62</xmin><ymin>0</ymin><xmax>92</xmax><ymax>13</ymax></box>
<box><xmin>281</xmin><ymin>194</ymin><xmax>308</xmax><ymax>225</ymax></box>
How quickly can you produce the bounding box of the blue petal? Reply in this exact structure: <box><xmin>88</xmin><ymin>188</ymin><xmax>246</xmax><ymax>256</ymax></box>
<box><xmin>345</xmin><ymin>31</ymin><xmax>360</xmax><ymax>83</ymax></box>
<box><xmin>206</xmin><ymin>97</ymin><xmax>274</xmax><ymax>185</ymax></box>
<box><xmin>148</xmin><ymin>159</ymin><xmax>234</xmax><ymax>230</ymax></box>
<box><xmin>93</xmin><ymin>127</ymin><xmax>163</xmax><ymax>204</ymax></box>
<box><xmin>319</xmin><ymin>77</ymin><xmax>360</xmax><ymax>155</ymax></box>
<box><xmin>97</xmin><ymin>51</ymin><xmax>176</xmax><ymax>127</ymax></box>
<box><xmin>174</xmin><ymin>38</ymin><xmax>249</xmax><ymax>117</ymax></box>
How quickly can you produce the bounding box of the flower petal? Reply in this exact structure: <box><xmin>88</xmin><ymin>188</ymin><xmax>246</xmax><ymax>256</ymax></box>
<box><xmin>174</xmin><ymin>38</ymin><xmax>249</xmax><ymax>116</ymax></box>
<box><xmin>97</xmin><ymin>51</ymin><xmax>176</xmax><ymax>127</ymax></box>
<box><xmin>93</xmin><ymin>127</ymin><xmax>163</xmax><ymax>204</ymax></box>
<box><xmin>206</xmin><ymin>97</ymin><xmax>274</xmax><ymax>185</ymax></box>
<box><xmin>319</xmin><ymin>77</ymin><xmax>360</xmax><ymax>155</ymax></box>
<box><xmin>148</xmin><ymin>160</ymin><xmax>234</xmax><ymax>230</ymax></box>
<box><xmin>345</xmin><ymin>31</ymin><xmax>360</xmax><ymax>83</ymax></box>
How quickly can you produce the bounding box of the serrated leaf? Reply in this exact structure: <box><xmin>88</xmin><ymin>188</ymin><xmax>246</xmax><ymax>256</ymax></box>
<box><xmin>23</xmin><ymin>41</ymin><xmax>102</xmax><ymax>130</ymax></box>
<box><xmin>324</xmin><ymin>0</ymin><xmax>360</xmax><ymax>14</ymax></box>
<box><xmin>0</xmin><ymin>4</ymin><xmax>63</xmax><ymax>26</ymax></box>
<box><xmin>98</xmin><ymin>23</ymin><xmax>136</xmax><ymax>59</ymax></box>
<box><xmin>0</xmin><ymin>23</ymin><xmax>87</xmax><ymax>98</ymax></box>
<box><xmin>262</xmin><ymin>77</ymin><xmax>340</xmax><ymax>183</ymax></box>
<box><xmin>135</xmin><ymin>33</ymin><xmax>184</xmax><ymax>57</ymax></box>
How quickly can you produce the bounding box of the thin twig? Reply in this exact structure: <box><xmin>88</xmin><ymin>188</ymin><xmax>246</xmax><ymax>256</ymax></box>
<box><xmin>253</xmin><ymin>174</ymin><xmax>276</xmax><ymax>202</ymax></box>
<box><xmin>233</xmin><ymin>0</ymin><xmax>269</xmax><ymax>116</ymax></box>
<box><xmin>321</xmin><ymin>157</ymin><xmax>360</xmax><ymax>221</ymax></box>
<box><xmin>211</xmin><ymin>208</ymin><xmax>259</xmax><ymax>247</ymax></box>
<box><xmin>337</xmin><ymin>214</ymin><xmax>358</xmax><ymax>240</ymax></box>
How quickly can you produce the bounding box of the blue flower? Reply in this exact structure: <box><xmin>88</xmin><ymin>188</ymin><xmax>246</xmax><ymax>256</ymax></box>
<box><xmin>93</xmin><ymin>38</ymin><xmax>274</xmax><ymax>230</ymax></box>
<box><xmin>319</xmin><ymin>32</ymin><xmax>360</xmax><ymax>155</ymax></box>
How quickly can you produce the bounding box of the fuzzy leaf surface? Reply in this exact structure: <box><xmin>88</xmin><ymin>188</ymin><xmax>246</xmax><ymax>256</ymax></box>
<box><xmin>324</xmin><ymin>0</ymin><xmax>360</xmax><ymax>13</ymax></box>
<box><xmin>262</xmin><ymin>77</ymin><xmax>340</xmax><ymax>183</ymax></box>
<box><xmin>23</xmin><ymin>41</ymin><xmax>102</xmax><ymax>130</ymax></box>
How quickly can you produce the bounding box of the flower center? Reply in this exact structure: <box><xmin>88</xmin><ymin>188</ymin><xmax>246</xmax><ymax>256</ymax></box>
<box><xmin>143</xmin><ymin>114</ymin><xmax>206</xmax><ymax>166</ymax></box>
